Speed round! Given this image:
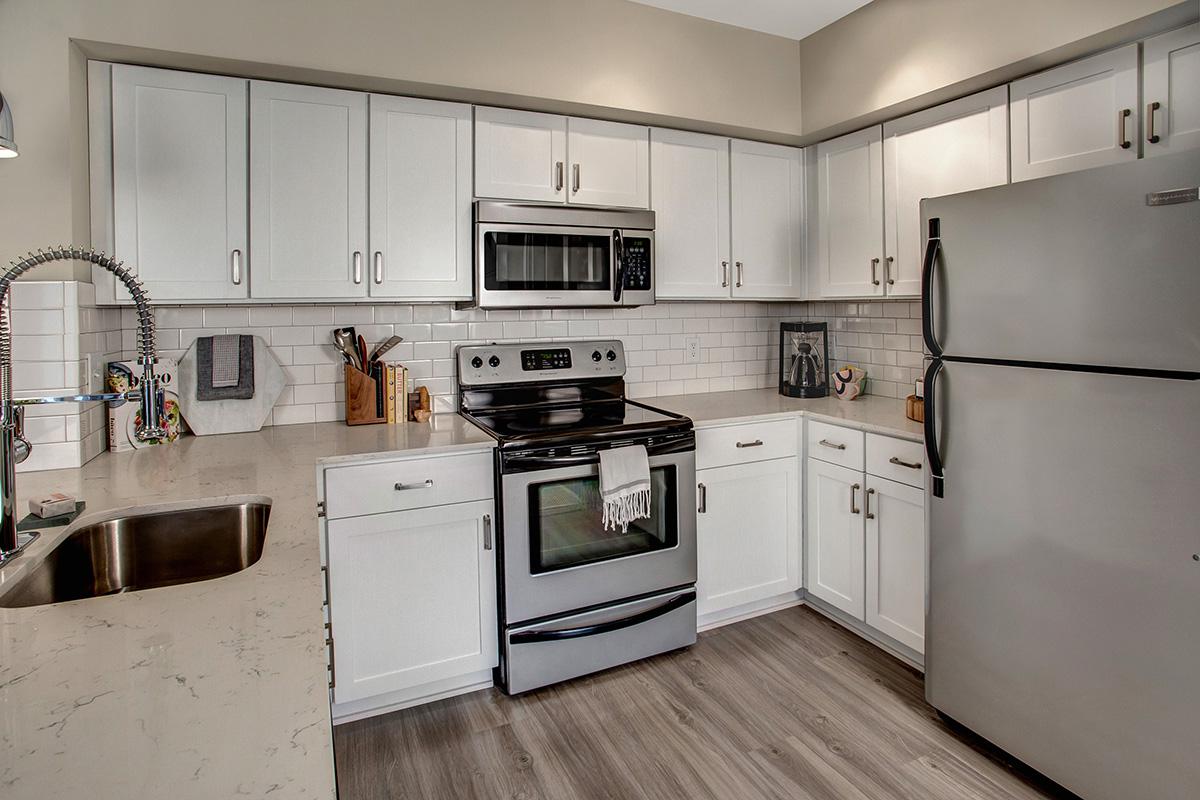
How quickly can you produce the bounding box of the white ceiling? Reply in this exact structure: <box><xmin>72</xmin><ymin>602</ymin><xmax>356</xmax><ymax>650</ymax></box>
<box><xmin>628</xmin><ymin>0</ymin><xmax>873</xmax><ymax>40</ymax></box>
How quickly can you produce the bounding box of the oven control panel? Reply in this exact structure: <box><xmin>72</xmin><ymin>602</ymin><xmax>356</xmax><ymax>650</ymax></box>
<box><xmin>458</xmin><ymin>340</ymin><xmax>625</xmax><ymax>386</ymax></box>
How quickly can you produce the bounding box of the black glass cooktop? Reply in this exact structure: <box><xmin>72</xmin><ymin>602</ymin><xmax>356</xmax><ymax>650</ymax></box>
<box><xmin>463</xmin><ymin>399</ymin><xmax>687</xmax><ymax>445</ymax></box>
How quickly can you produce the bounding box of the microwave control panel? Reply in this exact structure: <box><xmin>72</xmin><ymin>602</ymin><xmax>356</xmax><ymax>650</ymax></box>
<box><xmin>622</xmin><ymin>237</ymin><xmax>652</xmax><ymax>291</ymax></box>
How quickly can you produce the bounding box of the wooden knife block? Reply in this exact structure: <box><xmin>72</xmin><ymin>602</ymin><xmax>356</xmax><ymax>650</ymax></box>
<box><xmin>344</xmin><ymin>365</ymin><xmax>384</xmax><ymax>426</ymax></box>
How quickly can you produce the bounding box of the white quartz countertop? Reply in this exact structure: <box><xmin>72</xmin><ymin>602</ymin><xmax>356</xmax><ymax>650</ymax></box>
<box><xmin>0</xmin><ymin>415</ymin><xmax>492</xmax><ymax>800</ymax></box>
<box><xmin>653</xmin><ymin>389</ymin><xmax>922</xmax><ymax>441</ymax></box>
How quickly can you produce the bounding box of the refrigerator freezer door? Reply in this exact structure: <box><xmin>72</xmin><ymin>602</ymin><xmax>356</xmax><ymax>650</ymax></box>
<box><xmin>922</xmin><ymin>151</ymin><xmax>1200</xmax><ymax>372</ymax></box>
<box><xmin>925</xmin><ymin>359</ymin><xmax>1199</xmax><ymax>800</ymax></box>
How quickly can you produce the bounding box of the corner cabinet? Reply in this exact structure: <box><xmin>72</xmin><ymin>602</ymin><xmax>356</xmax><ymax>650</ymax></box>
<box><xmin>249</xmin><ymin>81</ymin><xmax>368</xmax><ymax>299</ymax></box>
<box><xmin>1010</xmin><ymin>44</ymin><xmax>1139</xmax><ymax>181</ymax></box>
<box><xmin>1143</xmin><ymin>23</ymin><xmax>1200</xmax><ymax>158</ymax></box>
<box><xmin>368</xmin><ymin>95</ymin><xmax>473</xmax><ymax>299</ymax></box>
<box><xmin>813</xmin><ymin>126</ymin><xmax>884</xmax><ymax>298</ymax></box>
<box><xmin>110</xmin><ymin>65</ymin><xmax>249</xmax><ymax>301</ymax></box>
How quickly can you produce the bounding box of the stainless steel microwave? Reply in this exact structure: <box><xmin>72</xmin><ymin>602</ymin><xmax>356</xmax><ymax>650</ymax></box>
<box><xmin>474</xmin><ymin>201</ymin><xmax>654</xmax><ymax>309</ymax></box>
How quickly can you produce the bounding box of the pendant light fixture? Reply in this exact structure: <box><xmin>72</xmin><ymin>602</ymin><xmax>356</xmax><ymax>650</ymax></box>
<box><xmin>0</xmin><ymin>93</ymin><xmax>18</xmax><ymax>158</ymax></box>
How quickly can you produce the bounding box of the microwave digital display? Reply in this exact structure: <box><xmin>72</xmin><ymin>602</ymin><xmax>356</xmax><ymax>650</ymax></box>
<box><xmin>521</xmin><ymin>348</ymin><xmax>572</xmax><ymax>371</ymax></box>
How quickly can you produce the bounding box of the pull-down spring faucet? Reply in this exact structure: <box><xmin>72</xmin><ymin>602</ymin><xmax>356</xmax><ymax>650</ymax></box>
<box><xmin>0</xmin><ymin>246</ymin><xmax>164</xmax><ymax>562</ymax></box>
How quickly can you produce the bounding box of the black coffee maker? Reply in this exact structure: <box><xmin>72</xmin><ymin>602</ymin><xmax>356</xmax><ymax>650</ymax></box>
<box><xmin>779</xmin><ymin>321</ymin><xmax>829</xmax><ymax>398</ymax></box>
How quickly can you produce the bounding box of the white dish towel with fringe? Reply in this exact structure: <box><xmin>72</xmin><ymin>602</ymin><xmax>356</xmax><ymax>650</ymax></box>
<box><xmin>598</xmin><ymin>444</ymin><xmax>651</xmax><ymax>532</ymax></box>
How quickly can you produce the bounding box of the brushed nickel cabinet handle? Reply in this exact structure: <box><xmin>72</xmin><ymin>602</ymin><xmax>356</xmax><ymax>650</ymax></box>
<box><xmin>555</xmin><ymin>161</ymin><xmax>564</xmax><ymax>192</ymax></box>
<box><xmin>352</xmin><ymin>251</ymin><xmax>363</xmax><ymax>284</ymax></box>
<box><xmin>1147</xmin><ymin>101</ymin><xmax>1161</xmax><ymax>144</ymax></box>
<box><xmin>818</xmin><ymin>439</ymin><xmax>846</xmax><ymax>450</ymax></box>
<box><xmin>231</xmin><ymin>249</ymin><xmax>242</xmax><ymax>285</ymax></box>
<box><xmin>483</xmin><ymin>514</ymin><xmax>492</xmax><ymax>551</ymax></box>
<box><xmin>850</xmin><ymin>483</ymin><xmax>861</xmax><ymax>515</ymax></box>
<box><xmin>1118</xmin><ymin>108</ymin><xmax>1131</xmax><ymax>149</ymax></box>
<box><xmin>394</xmin><ymin>479</ymin><xmax>434</xmax><ymax>491</ymax></box>
<box><xmin>697</xmin><ymin>482</ymin><xmax>707</xmax><ymax>514</ymax></box>
<box><xmin>735</xmin><ymin>261</ymin><xmax>743</xmax><ymax>288</ymax></box>
<box><xmin>572</xmin><ymin>163</ymin><xmax>580</xmax><ymax>194</ymax></box>
<box><xmin>871</xmin><ymin>257</ymin><xmax>880</xmax><ymax>286</ymax></box>
<box><xmin>721</xmin><ymin>261</ymin><xmax>729</xmax><ymax>288</ymax></box>
<box><xmin>889</xmin><ymin>456</ymin><xmax>923</xmax><ymax>470</ymax></box>
<box><xmin>865</xmin><ymin>487</ymin><xmax>876</xmax><ymax>520</ymax></box>
<box><xmin>373</xmin><ymin>251</ymin><xmax>383</xmax><ymax>284</ymax></box>
<box><xmin>885</xmin><ymin>255</ymin><xmax>894</xmax><ymax>285</ymax></box>
<box><xmin>735</xmin><ymin>439</ymin><xmax>763</xmax><ymax>448</ymax></box>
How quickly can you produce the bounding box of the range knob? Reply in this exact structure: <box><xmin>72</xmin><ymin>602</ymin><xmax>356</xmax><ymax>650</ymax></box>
<box><xmin>470</xmin><ymin>356</ymin><xmax>483</xmax><ymax>369</ymax></box>
<box><xmin>591</xmin><ymin>350</ymin><xmax>602</xmax><ymax>362</ymax></box>
<box><xmin>606</xmin><ymin>350</ymin><xmax>617</xmax><ymax>362</ymax></box>
<box><xmin>488</xmin><ymin>355</ymin><xmax>501</xmax><ymax>368</ymax></box>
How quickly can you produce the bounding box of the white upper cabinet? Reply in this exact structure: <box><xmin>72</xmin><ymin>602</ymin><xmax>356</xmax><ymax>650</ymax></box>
<box><xmin>864</xmin><ymin>475</ymin><xmax>926</xmax><ymax>654</ymax></box>
<box><xmin>814</xmin><ymin>126</ymin><xmax>884</xmax><ymax>298</ymax></box>
<box><xmin>1143</xmin><ymin>23</ymin><xmax>1200</xmax><ymax>158</ymax></box>
<box><xmin>805</xmin><ymin>457</ymin><xmax>866</xmax><ymax>618</ymax></box>
<box><xmin>112</xmin><ymin>65</ymin><xmax>248</xmax><ymax>301</ymax></box>
<box><xmin>883</xmin><ymin>87</ymin><xmax>1009</xmax><ymax>297</ymax></box>
<box><xmin>1010</xmin><ymin>44</ymin><xmax>1139</xmax><ymax>181</ymax></box>
<box><xmin>650</xmin><ymin>129</ymin><xmax>731</xmax><ymax>299</ymax></box>
<box><xmin>730</xmin><ymin>139</ymin><xmax>805</xmax><ymax>299</ymax></box>
<box><xmin>368</xmin><ymin>96</ymin><xmax>473</xmax><ymax>299</ymax></box>
<box><xmin>250</xmin><ymin>82</ymin><xmax>368</xmax><ymax>299</ymax></box>
<box><xmin>474</xmin><ymin>107</ymin><xmax>567</xmax><ymax>203</ymax></box>
<box><xmin>566</xmin><ymin>118</ymin><xmax>650</xmax><ymax>208</ymax></box>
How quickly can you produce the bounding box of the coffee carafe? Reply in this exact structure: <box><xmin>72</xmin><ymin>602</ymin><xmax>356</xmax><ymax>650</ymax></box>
<box><xmin>779</xmin><ymin>322</ymin><xmax>829</xmax><ymax>398</ymax></box>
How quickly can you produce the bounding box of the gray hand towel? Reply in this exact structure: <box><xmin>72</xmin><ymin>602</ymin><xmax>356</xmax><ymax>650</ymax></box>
<box><xmin>196</xmin><ymin>335</ymin><xmax>255</xmax><ymax>401</ymax></box>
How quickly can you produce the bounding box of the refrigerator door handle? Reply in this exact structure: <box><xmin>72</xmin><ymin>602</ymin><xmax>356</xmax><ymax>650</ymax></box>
<box><xmin>924</xmin><ymin>358</ymin><xmax>945</xmax><ymax>498</ymax></box>
<box><xmin>921</xmin><ymin>217</ymin><xmax>943</xmax><ymax>358</ymax></box>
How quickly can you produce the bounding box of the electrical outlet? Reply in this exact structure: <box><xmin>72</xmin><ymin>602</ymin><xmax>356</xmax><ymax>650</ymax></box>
<box><xmin>86</xmin><ymin>354</ymin><xmax>103</xmax><ymax>393</ymax></box>
<box><xmin>684</xmin><ymin>336</ymin><xmax>700</xmax><ymax>364</ymax></box>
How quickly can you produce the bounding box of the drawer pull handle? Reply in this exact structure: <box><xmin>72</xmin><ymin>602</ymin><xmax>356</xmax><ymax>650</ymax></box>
<box><xmin>888</xmin><ymin>456</ymin><xmax>922</xmax><ymax>470</ymax></box>
<box><xmin>395</xmin><ymin>479</ymin><xmax>434</xmax><ymax>491</ymax></box>
<box><xmin>850</xmin><ymin>482</ymin><xmax>861</xmax><ymax>515</ymax></box>
<box><xmin>818</xmin><ymin>439</ymin><xmax>846</xmax><ymax>450</ymax></box>
<box><xmin>865</xmin><ymin>487</ymin><xmax>876</xmax><ymax>520</ymax></box>
<box><xmin>735</xmin><ymin>439</ymin><xmax>763</xmax><ymax>448</ymax></box>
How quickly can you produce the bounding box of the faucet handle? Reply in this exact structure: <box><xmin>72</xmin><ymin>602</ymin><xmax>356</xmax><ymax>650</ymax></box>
<box><xmin>12</xmin><ymin>405</ymin><xmax>30</xmax><ymax>464</ymax></box>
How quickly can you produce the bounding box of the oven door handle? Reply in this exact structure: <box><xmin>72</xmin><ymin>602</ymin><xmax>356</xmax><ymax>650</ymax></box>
<box><xmin>509</xmin><ymin>591</ymin><xmax>696</xmax><ymax>644</ymax></box>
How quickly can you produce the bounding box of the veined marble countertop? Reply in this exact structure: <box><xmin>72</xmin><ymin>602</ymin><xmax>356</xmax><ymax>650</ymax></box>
<box><xmin>0</xmin><ymin>415</ymin><xmax>492</xmax><ymax>800</ymax></box>
<box><xmin>653</xmin><ymin>388</ymin><xmax>922</xmax><ymax>441</ymax></box>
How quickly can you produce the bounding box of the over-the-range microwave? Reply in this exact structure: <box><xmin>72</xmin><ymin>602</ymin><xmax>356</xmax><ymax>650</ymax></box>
<box><xmin>474</xmin><ymin>200</ymin><xmax>654</xmax><ymax>309</ymax></box>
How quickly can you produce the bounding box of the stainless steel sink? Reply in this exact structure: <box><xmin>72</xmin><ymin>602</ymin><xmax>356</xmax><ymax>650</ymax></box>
<box><xmin>0</xmin><ymin>501</ymin><xmax>270</xmax><ymax>608</ymax></box>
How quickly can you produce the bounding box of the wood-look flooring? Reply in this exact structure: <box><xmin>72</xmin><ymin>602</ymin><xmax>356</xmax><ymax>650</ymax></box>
<box><xmin>334</xmin><ymin>606</ymin><xmax>1073</xmax><ymax>800</ymax></box>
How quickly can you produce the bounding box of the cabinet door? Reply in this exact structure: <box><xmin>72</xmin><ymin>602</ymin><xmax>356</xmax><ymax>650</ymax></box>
<box><xmin>567</xmin><ymin>118</ymin><xmax>650</xmax><ymax>208</ymax></box>
<box><xmin>805</xmin><ymin>458</ymin><xmax>865</xmax><ymax>618</ymax></box>
<box><xmin>884</xmin><ymin>88</ymin><xmax>1008</xmax><ymax>297</ymax></box>
<box><xmin>865</xmin><ymin>476</ymin><xmax>925</xmax><ymax>653</ymax></box>
<box><xmin>730</xmin><ymin>139</ymin><xmax>805</xmax><ymax>299</ymax></box>
<box><xmin>1010</xmin><ymin>44</ymin><xmax>1139</xmax><ymax>181</ymax></box>
<box><xmin>369</xmin><ymin>96</ymin><xmax>473</xmax><ymax>299</ymax></box>
<box><xmin>474</xmin><ymin>107</ymin><xmax>567</xmax><ymax>202</ymax></box>
<box><xmin>814</xmin><ymin>127</ymin><xmax>884</xmax><ymax>298</ymax></box>
<box><xmin>696</xmin><ymin>457</ymin><xmax>800</xmax><ymax>617</ymax></box>
<box><xmin>650</xmin><ymin>129</ymin><xmax>731</xmax><ymax>299</ymax></box>
<box><xmin>327</xmin><ymin>501</ymin><xmax>497</xmax><ymax>704</ymax></box>
<box><xmin>112</xmin><ymin>65</ymin><xmax>248</xmax><ymax>301</ymax></box>
<box><xmin>250</xmin><ymin>82</ymin><xmax>367</xmax><ymax>299</ymax></box>
<box><xmin>1144</xmin><ymin>23</ymin><xmax>1200</xmax><ymax>158</ymax></box>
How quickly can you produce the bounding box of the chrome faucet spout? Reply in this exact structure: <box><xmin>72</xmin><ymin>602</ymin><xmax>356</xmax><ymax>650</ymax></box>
<box><xmin>0</xmin><ymin>246</ymin><xmax>163</xmax><ymax>561</ymax></box>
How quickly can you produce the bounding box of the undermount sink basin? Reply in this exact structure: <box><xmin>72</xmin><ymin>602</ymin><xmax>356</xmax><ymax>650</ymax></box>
<box><xmin>0</xmin><ymin>501</ymin><xmax>271</xmax><ymax>608</ymax></box>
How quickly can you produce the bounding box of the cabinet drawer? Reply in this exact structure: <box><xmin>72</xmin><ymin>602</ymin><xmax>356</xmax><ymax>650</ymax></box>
<box><xmin>806</xmin><ymin>420</ymin><xmax>864</xmax><ymax>470</ymax></box>
<box><xmin>865</xmin><ymin>433</ymin><xmax>925</xmax><ymax>488</ymax></box>
<box><xmin>696</xmin><ymin>419</ymin><xmax>798</xmax><ymax>469</ymax></box>
<box><xmin>324</xmin><ymin>452</ymin><xmax>493</xmax><ymax>519</ymax></box>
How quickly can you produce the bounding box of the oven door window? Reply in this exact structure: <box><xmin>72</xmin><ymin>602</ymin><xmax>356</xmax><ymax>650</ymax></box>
<box><xmin>483</xmin><ymin>231</ymin><xmax>612</xmax><ymax>291</ymax></box>
<box><xmin>529</xmin><ymin>466</ymin><xmax>677</xmax><ymax>574</ymax></box>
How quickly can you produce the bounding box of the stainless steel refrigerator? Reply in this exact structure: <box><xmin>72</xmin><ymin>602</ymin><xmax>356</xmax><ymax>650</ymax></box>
<box><xmin>921</xmin><ymin>151</ymin><xmax>1199</xmax><ymax>800</ymax></box>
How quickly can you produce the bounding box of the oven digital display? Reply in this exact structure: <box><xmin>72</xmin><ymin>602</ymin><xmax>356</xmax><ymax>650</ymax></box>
<box><xmin>521</xmin><ymin>348</ymin><xmax>572</xmax><ymax>371</ymax></box>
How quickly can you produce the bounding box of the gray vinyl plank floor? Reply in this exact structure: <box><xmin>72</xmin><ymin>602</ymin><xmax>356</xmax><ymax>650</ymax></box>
<box><xmin>334</xmin><ymin>605</ymin><xmax>1073</xmax><ymax>800</ymax></box>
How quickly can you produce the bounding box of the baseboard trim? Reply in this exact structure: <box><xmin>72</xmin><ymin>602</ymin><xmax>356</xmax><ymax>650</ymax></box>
<box><xmin>698</xmin><ymin>592</ymin><xmax>804</xmax><ymax>632</ymax></box>
<box><xmin>801</xmin><ymin>594</ymin><xmax>924</xmax><ymax>671</ymax></box>
<box><xmin>331</xmin><ymin>670</ymin><xmax>494</xmax><ymax>725</ymax></box>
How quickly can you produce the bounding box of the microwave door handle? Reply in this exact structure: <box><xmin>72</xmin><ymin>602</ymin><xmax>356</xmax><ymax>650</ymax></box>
<box><xmin>612</xmin><ymin>229</ymin><xmax>624</xmax><ymax>303</ymax></box>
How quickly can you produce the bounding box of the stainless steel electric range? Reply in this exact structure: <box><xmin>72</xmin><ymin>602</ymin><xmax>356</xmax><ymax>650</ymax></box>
<box><xmin>457</xmin><ymin>339</ymin><xmax>697</xmax><ymax>695</ymax></box>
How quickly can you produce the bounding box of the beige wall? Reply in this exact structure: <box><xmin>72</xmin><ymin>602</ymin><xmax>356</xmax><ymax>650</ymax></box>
<box><xmin>0</xmin><ymin>0</ymin><xmax>802</xmax><ymax>277</ymax></box>
<box><xmin>798</xmin><ymin>0</ymin><xmax>1193</xmax><ymax>139</ymax></box>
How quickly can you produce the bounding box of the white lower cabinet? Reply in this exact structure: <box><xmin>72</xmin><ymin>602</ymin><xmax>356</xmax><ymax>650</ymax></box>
<box><xmin>805</xmin><ymin>458</ymin><xmax>865</xmax><ymax>617</ymax></box>
<box><xmin>323</xmin><ymin>455</ymin><xmax>497</xmax><ymax>717</ymax></box>
<box><xmin>864</xmin><ymin>476</ymin><xmax>926</xmax><ymax>653</ymax></box>
<box><xmin>696</xmin><ymin>456</ymin><xmax>801</xmax><ymax>618</ymax></box>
